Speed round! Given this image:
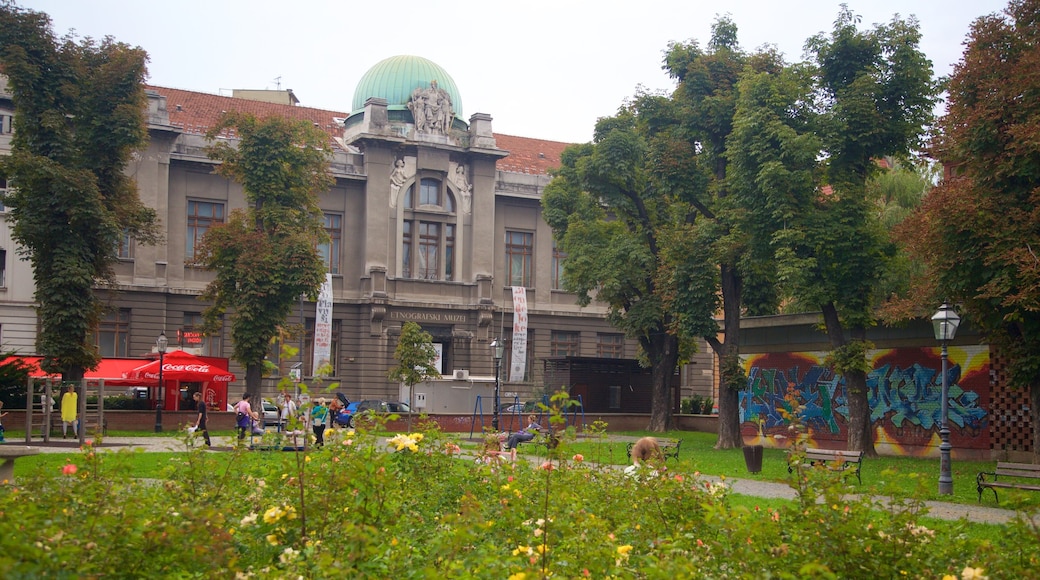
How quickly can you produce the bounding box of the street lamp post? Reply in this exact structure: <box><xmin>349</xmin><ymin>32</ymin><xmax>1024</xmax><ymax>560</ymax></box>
<box><xmin>154</xmin><ymin>331</ymin><xmax>168</xmax><ymax>433</ymax></box>
<box><xmin>490</xmin><ymin>339</ymin><xmax>504</xmax><ymax>431</ymax></box>
<box><xmin>931</xmin><ymin>302</ymin><xmax>961</xmax><ymax>495</ymax></box>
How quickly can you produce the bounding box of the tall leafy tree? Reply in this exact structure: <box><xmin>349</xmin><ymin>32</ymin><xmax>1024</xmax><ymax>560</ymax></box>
<box><xmin>754</xmin><ymin>6</ymin><xmax>936</xmax><ymax>455</ymax></box>
<box><xmin>0</xmin><ymin>1</ymin><xmax>158</xmax><ymax>379</ymax></box>
<box><xmin>387</xmin><ymin>321</ymin><xmax>439</xmax><ymax>430</ymax></box>
<box><xmin>661</xmin><ymin>19</ymin><xmax>783</xmax><ymax>447</ymax></box>
<box><xmin>899</xmin><ymin>0</ymin><xmax>1040</xmax><ymax>460</ymax></box>
<box><xmin>543</xmin><ymin>106</ymin><xmax>715</xmax><ymax>432</ymax></box>
<box><xmin>197</xmin><ymin>113</ymin><xmax>332</xmax><ymax>398</ymax></box>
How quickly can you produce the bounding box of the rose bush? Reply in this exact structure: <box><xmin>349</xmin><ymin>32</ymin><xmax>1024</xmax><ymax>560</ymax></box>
<box><xmin>0</xmin><ymin>423</ymin><xmax>1033</xmax><ymax>578</ymax></box>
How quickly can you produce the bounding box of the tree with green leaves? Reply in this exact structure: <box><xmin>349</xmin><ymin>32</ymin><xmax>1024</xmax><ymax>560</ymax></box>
<box><xmin>899</xmin><ymin>0</ymin><xmax>1040</xmax><ymax>460</ymax></box>
<box><xmin>387</xmin><ymin>321</ymin><xmax>439</xmax><ymax>430</ymax></box>
<box><xmin>196</xmin><ymin>112</ymin><xmax>332</xmax><ymax>398</ymax></box>
<box><xmin>662</xmin><ymin>18</ymin><xmax>785</xmax><ymax>446</ymax></box>
<box><xmin>0</xmin><ymin>1</ymin><xmax>159</xmax><ymax>380</ymax></box>
<box><xmin>740</xmin><ymin>6</ymin><xmax>936</xmax><ymax>456</ymax></box>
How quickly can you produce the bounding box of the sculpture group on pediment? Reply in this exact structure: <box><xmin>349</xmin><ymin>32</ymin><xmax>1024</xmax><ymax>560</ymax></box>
<box><xmin>407</xmin><ymin>80</ymin><xmax>455</xmax><ymax>136</ymax></box>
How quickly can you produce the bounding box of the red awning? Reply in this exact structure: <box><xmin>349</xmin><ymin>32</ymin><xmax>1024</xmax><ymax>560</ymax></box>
<box><xmin>1</xmin><ymin>356</ymin><xmax>158</xmax><ymax>386</ymax></box>
<box><xmin>123</xmin><ymin>350</ymin><xmax>235</xmax><ymax>383</ymax></box>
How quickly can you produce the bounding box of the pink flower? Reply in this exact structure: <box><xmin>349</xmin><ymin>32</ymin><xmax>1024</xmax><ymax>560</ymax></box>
<box><xmin>508</xmin><ymin>475</ymin><xmax>514</xmax><ymax>482</ymax></box>
<box><xmin>572</xmin><ymin>454</ymin><xmax>584</xmax><ymax>462</ymax></box>
<box><xmin>62</xmin><ymin>464</ymin><xmax>78</xmax><ymax>475</ymax></box>
<box><xmin>540</xmin><ymin>461</ymin><xmax>554</xmax><ymax>471</ymax></box>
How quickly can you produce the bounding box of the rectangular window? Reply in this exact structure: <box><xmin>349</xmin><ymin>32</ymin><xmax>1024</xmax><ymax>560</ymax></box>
<box><xmin>419</xmin><ymin>178</ymin><xmax>439</xmax><ymax>206</ymax></box>
<box><xmin>417</xmin><ymin>222</ymin><xmax>440</xmax><ymax>280</ymax></box>
<box><xmin>0</xmin><ymin>248</ymin><xmax>6</xmax><ymax>287</ymax></box>
<box><xmin>117</xmin><ymin>229</ymin><xmax>133</xmax><ymax>260</ymax></box>
<box><xmin>181</xmin><ymin>313</ymin><xmax>223</xmax><ymax>357</ymax></box>
<box><xmin>402</xmin><ymin>221</ymin><xmax>412</xmax><ymax>278</ymax></box>
<box><xmin>186</xmin><ymin>200</ymin><xmax>224</xmax><ymax>260</ymax></box>
<box><xmin>96</xmin><ymin>309</ymin><xmax>130</xmax><ymax>357</ymax></box>
<box><xmin>597</xmin><ymin>333</ymin><xmax>624</xmax><ymax>358</ymax></box>
<box><xmin>506</xmin><ymin>231</ymin><xmax>533</xmax><ymax>287</ymax></box>
<box><xmin>551</xmin><ymin>330</ymin><xmax>580</xmax><ymax>357</ymax></box>
<box><xmin>609</xmin><ymin>385</ymin><xmax>622</xmax><ymax>409</ymax></box>
<box><xmin>305</xmin><ymin>318</ymin><xmax>340</xmax><ymax>377</ymax></box>
<box><xmin>318</xmin><ymin>213</ymin><xmax>342</xmax><ymax>274</ymax></box>
<box><xmin>552</xmin><ymin>240</ymin><xmax>566</xmax><ymax>290</ymax></box>
<box><xmin>445</xmin><ymin>224</ymin><xmax>455</xmax><ymax>281</ymax></box>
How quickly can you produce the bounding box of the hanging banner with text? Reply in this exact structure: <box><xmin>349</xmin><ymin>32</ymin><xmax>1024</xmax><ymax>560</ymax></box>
<box><xmin>312</xmin><ymin>273</ymin><xmax>333</xmax><ymax>377</ymax></box>
<box><xmin>509</xmin><ymin>286</ymin><xmax>528</xmax><ymax>382</ymax></box>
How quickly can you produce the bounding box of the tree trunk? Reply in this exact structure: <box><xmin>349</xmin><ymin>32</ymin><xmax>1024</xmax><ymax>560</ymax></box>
<box><xmin>715</xmin><ymin>264</ymin><xmax>743</xmax><ymax>449</ymax></box>
<box><xmin>647</xmin><ymin>332</ymin><xmax>680</xmax><ymax>432</ymax></box>
<box><xmin>245</xmin><ymin>362</ymin><xmax>263</xmax><ymax>401</ymax></box>
<box><xmin>821</xmin><ymin>304</ymin><xmax>877</xmax><ymax>457</ymax></box>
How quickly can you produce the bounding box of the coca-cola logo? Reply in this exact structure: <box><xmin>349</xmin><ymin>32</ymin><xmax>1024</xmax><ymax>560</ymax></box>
<box><xmin>212</xmin><ymin>375</ymin><xmax>233</xmax><ymax>382</ymax></box>
<box><xmin>163</xmin><ymin>363</ymin><xmax>211</xmax><ymax>373</ymax></box>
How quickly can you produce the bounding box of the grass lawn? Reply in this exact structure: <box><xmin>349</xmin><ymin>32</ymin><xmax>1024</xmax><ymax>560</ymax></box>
<box><xmin>12</xmin><ymin>427</ymin><xmax>1040</xmax><ymax>512</ymax></box>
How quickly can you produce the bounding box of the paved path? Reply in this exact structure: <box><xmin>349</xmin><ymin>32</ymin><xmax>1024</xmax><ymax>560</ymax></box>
<box><xmin>14</xmin><ymin>435</ymin><xmax>1022</xmax><ymax>525</ymax></box>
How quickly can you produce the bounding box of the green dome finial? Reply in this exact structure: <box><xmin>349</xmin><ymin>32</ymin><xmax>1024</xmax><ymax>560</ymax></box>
<box><xmin>351</xmin><ymin>55</ymin><xmax>463</xmax><ymax>121</ymax></box>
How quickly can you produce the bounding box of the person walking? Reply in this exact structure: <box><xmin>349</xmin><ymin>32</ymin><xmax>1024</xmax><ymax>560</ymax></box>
<box><xmin>0</xmin><ymin>400</ymin><xmax>8</xmax><ymax>443</ymax></box>
<box><xmin>60</xmin><ymin>384</ymin><xmax>78</xmax><ymax>439</ymax></box>
<box><xmin>279</xmin><ymin>392</ymin><xmax>297</xmax><ymax>432</ymax></box>
<box><xmin>191</xmin><ymin>391</ymin><xmax>212</xmax><ymax>447</ymax></box>
<box><xmin>235</xmin><ymin>393</ymin><xmax>257</xmax><ymax>443</ymax></box>
<box><xmin>311</xmin><ymin>398</ymin><xmax>329</xmax><ymax>447</ymax></box>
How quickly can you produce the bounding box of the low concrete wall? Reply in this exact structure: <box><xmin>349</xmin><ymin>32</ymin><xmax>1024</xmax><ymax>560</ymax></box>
<box><xmin>2</xmin><ymin>410</ymin><xmax>719</xmax><ymax>435</ymax></box>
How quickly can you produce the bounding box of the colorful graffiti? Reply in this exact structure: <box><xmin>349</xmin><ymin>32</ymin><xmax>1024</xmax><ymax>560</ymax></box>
<box><xmin>742</xmin><ymin>346</ymin><xmax>990</xmax><ymax>457</ymax></box>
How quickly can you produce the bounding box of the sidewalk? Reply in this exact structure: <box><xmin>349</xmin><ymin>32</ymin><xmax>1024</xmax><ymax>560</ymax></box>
<box><xmin>14</xmin><ymin>435</ymin><xmax>1022</xmax><ymax>525</ymax></box>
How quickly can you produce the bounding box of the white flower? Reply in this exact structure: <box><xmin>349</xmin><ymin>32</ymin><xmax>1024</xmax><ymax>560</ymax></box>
<box><xmin>240</xmin><ymin>513</ymin><xmax>258</xmax><ymax>526</ymax></box>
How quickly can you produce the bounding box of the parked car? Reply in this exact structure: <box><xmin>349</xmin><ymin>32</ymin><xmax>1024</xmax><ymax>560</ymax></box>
<box><xmin>338</xmin><ymin>399</ymin><xmax>413</xmax><ymax>428</ymax></box>
<box><xmin>260</xmin><ymin>399</ymin><xmax>282</xmax><ymax>428</ymax></box>
<box><xmin>498</xmin><ymin>401</ymin><xmax>539</xmax><ymax>414</ymax></box>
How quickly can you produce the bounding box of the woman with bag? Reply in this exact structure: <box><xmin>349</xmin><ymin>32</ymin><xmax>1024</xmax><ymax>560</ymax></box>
<box><xmin>311</xmin><ymin>398</ymin><xmax>329</xmax><ymax>447</ymax></box>
<box><xmin>234</xmin><ymin>393</ymin><xmax>258</xmax><ymax>443</ymax></box>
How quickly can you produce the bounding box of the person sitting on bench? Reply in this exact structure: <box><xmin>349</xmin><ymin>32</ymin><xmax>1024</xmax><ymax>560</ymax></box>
<box><xmin>505</xmin><ymin>414</ymin><xmax>542</xmax><ymax>461</ymax></box>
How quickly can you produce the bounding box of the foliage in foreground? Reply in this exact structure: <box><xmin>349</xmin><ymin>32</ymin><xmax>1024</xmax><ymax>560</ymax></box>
<box><xmin>2</xmin><ymin>425</ymin><xmax>1039</xmax><ymax>578</ymax></box>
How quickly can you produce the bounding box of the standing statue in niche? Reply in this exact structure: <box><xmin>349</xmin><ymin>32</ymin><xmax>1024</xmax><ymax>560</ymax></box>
<box><xmin>453</xmin><ymin>164</ymin><xmax>473</xmax><ymax>214</ymax></box>
<box><xmin>407</xmin><ymin>80</ymin><xmax>454</xmax><ymax>136</ymax></box>
<box><xmin>389</xmin><ymin>158</ymin><xmax>411</xmax><ymax>209</ymax></box>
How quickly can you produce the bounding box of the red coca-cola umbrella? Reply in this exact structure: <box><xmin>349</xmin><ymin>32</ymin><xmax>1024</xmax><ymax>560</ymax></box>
<box><xmin>123</xmin><ymin>350</ymin><xmax>236</xmax><ymax>383</ymax></box>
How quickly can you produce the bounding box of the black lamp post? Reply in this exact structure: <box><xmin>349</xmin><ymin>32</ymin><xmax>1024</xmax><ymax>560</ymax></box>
<box><xmin>490</xmin><ymin>338</ymin><xmax>504</xmax><ymax>431</ymax></box>
<box><xmin>931</xmin><ymin>302</ymin><xmax>961</xmax><ymax>495</ymax></box>
<box><xmin>154</xmin><ymin>331</ymin><xmax>168</xmax><ymax>433</ymax></box>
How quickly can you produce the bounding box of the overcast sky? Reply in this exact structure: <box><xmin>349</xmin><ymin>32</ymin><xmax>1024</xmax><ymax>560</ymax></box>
<box><xmin>23</xmin><ymin>0</ymin><xmax>1009</xmax><ymax>144</ymax></box>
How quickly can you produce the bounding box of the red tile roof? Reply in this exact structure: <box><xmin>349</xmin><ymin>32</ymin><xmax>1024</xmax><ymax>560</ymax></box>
<box><xmin>494</xmin><ymin>134</ymin><xmax>572</xmax><ymax>175</ymax></box>
<box><xmin>150</xmin><ymin>85</ymin><xmax>346</xmax><ymax>138</ymax></box>
<box><xmin>146</xmin><ymin>85</ymin><xmax>572</xmax><ymax>176</ymax></box>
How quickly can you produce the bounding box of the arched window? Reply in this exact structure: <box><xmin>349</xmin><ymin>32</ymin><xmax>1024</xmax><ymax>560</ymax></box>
<box><xmin>400</xmin><ymin>178</ymin><xmax>458</xmax><ymax>281</ymax></box>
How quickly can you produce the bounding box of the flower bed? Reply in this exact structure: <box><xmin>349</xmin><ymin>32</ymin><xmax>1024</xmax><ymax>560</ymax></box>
<box><xmin>0</xmin><ymin>424</ymin><xmax>1026</xmax><ymax>578</ymax></box>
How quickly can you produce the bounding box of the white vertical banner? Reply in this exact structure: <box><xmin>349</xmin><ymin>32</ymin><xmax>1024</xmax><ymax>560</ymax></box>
<box><xmin>509</xmin><ymin>286</ymin><xmax>528</xmax><ymax>382</ymax></box>
<box><xmin>312</xmin><ymin>273</ymin><xmax>333</xmax><ymax>377</ymax></box>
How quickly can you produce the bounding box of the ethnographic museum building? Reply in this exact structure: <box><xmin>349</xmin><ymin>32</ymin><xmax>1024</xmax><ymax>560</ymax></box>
<box><xmin>0</xmin><ymin>55</ymin><xmax>714</xmax><ymax>413</ymax></box>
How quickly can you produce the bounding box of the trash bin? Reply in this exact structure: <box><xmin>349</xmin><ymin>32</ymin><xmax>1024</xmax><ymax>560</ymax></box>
<box><xmin>743</xmin><ymin>444</ymin><xmax>763</xmax><ymax>474</ymax></box>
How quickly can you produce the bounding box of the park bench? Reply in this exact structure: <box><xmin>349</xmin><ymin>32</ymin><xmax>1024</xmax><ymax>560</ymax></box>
<box><xmin>788</xmin><ymin>448</ymin><xmax>864</xmax><ymax>484</ymax></box>
<box><xmin>976</xmin><ymin>462</ymin><xmax>1040</xmax><ymax>503</ymax></box>
<box><xmin>0</xmin><ymin>446</ymin><xmax>41</xmax><ymax>484</ymax></box>
<box><xmin>626</xmin><ymin>438</ymin><xmax>682</xmax><ymax>462</ymax></box>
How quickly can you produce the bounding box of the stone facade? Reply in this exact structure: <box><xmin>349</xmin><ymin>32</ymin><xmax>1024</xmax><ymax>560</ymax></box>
<box><xmin>0</xmin><ymin>73</ymin><xmax>714</xmax><ymax>408</ymax></box>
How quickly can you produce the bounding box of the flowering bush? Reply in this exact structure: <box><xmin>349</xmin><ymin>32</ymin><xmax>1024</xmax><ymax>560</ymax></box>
<box><xmin>0</xmin><ymin>423</ymin><xmax>1032</xmax><ymax>578</ymax></box>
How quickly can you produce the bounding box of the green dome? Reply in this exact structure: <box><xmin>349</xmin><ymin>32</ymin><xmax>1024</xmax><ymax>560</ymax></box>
<box><xmin>351</xmin><ymin>55</ymin><xmax>463</xmax><ymax>119</ymax></box>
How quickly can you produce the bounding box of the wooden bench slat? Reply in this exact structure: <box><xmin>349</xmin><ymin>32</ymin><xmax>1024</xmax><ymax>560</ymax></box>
<box><xmin>788</xmin><ymin>448</ymin><xmax>864</xmax><ymax>484</ymax></box>
<box><xmin>977</xmin><ymin>461</ymin><xmax>1040</xmax><ymax>503</ymax></box>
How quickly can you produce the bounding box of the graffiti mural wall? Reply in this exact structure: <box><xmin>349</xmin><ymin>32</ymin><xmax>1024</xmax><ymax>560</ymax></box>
<box><xmin>741</xmin><ymin>346</ymin><xmax>990</xmax><ymax>458</ymax></box>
